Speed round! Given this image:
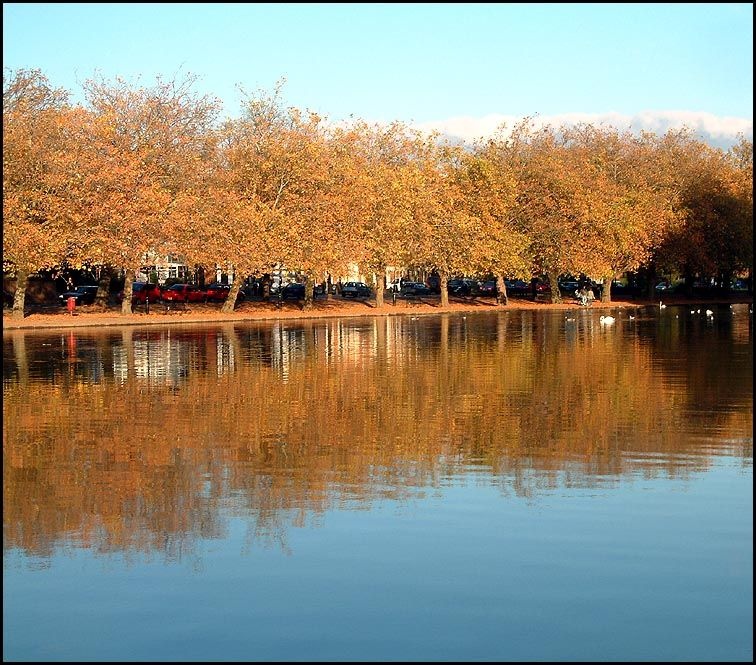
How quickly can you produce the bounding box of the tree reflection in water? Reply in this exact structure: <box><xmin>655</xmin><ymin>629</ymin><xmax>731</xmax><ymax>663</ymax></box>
<box><xmin>3</xmin><ymin>308</ymin><xmax>753</xmax><ymax>560</ymax></box>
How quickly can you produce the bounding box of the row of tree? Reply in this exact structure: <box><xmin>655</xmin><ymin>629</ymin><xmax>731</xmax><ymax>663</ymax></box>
<box><xmin>3</xmin><ymin>68</ymin><xmax>753</xmax><ymax>319</ymax></box>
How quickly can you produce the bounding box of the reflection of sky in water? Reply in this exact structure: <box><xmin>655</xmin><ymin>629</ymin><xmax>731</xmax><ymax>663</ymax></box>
<box><xmin>3</xmin><ymin>458</ymin><xmax>752</xmax><ymax>662</ymax></box>
<box><xmin>3</xmin><ymin>307</ymin><xmax>753</xmax><ymax>661</ymax></box>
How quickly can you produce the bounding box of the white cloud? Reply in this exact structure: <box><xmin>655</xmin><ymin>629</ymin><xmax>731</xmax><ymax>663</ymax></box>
<box><xmin>413</xmin><ymin>111</ymin><xmax>753</xmax><ymax>150</ymax></box>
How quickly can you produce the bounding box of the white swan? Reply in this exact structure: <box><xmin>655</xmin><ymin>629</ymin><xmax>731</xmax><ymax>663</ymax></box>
<box><xmin>659</xmin><ymin>301</ymin><xmax>666</xmax><ymax>309</ymax></box>
<box><xmin>705</xmin><ymin>309</ymin><xmax>714</xmax><ymax>317</ymax></box>
<box><xmin>599</xmin><ymin>315</ymin><xmax>615</xmax><ymax>324</ymax></box>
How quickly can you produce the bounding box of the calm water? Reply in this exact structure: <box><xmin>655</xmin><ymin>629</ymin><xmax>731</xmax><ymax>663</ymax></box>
<box><xmin>3</xmin><ymin>305</ymin><xmax>753</xmax><ymax>662</ymax></box>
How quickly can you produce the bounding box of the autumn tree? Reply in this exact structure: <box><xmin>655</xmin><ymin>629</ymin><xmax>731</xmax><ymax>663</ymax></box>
<box><xmin>650</xmin><ymin>130</ymin><xmax>753</xmax><ymax>296</ymax></box>
<box><xmin>502</xmin><ymin>120</ymin><xmax>584</xmax><ymax>304</ymax></box>
<box><xmin>186</xmin><ymin>167</ymin><xmax>277</xmax><ymax>314</ymax></box>
<box><xmin>72</xmin><ymin>73</ymin><xmax>221</xmax><ymax>314</ymax></box>
<box><xmin>465</xmin><ymin>136</ymin><xmax>533</xmax><ymax>305</ymax></box>
<box><xmin>559</xmin><ymin>124</ymin><xmax>681</xmax><ymax>303</ymax></box>
<box><xmin>3</xmin><ymin>69</ymin><xmax>73</xmax><ymax>318</ymax></box>
<box><xmin>185</xmin><ymin>81</ymin><xmax>292</xmax><ymax>309</ymax></box>
<box><xmin>228</xmin><ymin>83</ymin><xmax>370</xmax><ymax>310</ymax></box>
<box><xmin>351</xmin><ymin>121</ymin><xmax>426</xmax><ymax>307</ymax></box>
<box><xmin>410</xmin><ymin>139</ymin><xmax>489</xmax><ymax>308</ymax></box>
<box><xmin>722</xmin><ymin>135</ymin><xmax>753</xmax><ymax>293</ymax></box>
<box><xmin>280</xmin><ymin>118</ymin><xmax>372</xmax><ymax>310</ymax></box>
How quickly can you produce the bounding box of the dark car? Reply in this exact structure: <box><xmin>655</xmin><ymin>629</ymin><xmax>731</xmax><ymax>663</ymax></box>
<box><xmin>58</xmin><ymin>285</ymin><xmax>100</xmax><ymax>306</ymax></box>
<box><xmin>400</xmin><ymin>282</ymin><xmax>432</xmax><ymax>297</ymax></box>
<box><xmin>341</xmin><ymin>281</ymin><xmax>371</xmax><ymax>298</ymax></box>
<box><xmin>161</xmin><ymin>283</ymin><xmax>206</xmax><ymax>303</ymax></box>
<box><xmin>504</xmin><ymin>279</ymin><xmax>530</xmax><ymax>296</ymax></box>
<box><xmin>535</xmin><ymin>279</ymin><xmax>551</xmax><ymax>294</ymax></box>
<box><xmin>448</xmin><ymin>279</ymin><xmax>474</xmax><ymax>296</ymax></box>
<box><xmin>280</xmin><ymin>282</ymin><xmax>305</xmax><ymax>299</ymax></box>
<box><xmin>732</xmin><ymin>278</ymin><xmax>748</xmax><ymax>291</ymax></box>
<box><xmin>478</xmin><ymin>280</ymin><xmax>498</xmax><ymax>297</ymax></box>
<box><xmin>558</xmin><ymin>279</ymin><xmax>580</xmax><ymax>296</ymax></box>
<box><xmin>205</xmin><ymin>283</ymin><xmax>231</xmax><ymax>302</ymax></box>
<box><xmin>118</xmin><ymin>282</ymin><xmax>162</xmax><ymax>304</ymax></box>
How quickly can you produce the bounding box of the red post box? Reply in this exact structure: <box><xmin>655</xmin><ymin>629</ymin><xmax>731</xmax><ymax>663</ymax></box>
<box><xmin>67</xmin><ymin>296</ymin><xmax>76</xmax><ymax>315</ymax></box>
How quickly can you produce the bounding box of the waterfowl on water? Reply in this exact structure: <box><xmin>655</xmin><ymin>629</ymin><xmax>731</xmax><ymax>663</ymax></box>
<box><xmin>659</xmin><ymin>301</ymin><xmax>666</xmax><ymax>309</ymax></box>
<box><xmin>705</xmin><ymin>309</ymin><xmax>714</xmax><ymax>317</ymax></box>
<box><xmin>599</xmin><ymin>315</ymin><xmax>615</xmax><ymax>324</ymax></box>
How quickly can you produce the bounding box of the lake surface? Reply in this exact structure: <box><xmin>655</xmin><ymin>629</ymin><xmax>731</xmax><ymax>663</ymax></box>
<box><xmin>3</xmin><ymin>305</ymin><xmax>753</xmax><ymax>662</ymax></box>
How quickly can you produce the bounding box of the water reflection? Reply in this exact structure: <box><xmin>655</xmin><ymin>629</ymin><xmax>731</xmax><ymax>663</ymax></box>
<box><xmin>3</xmin><ymin>306</ymin><xmax>753</xmax><ymax>561</ymax></box>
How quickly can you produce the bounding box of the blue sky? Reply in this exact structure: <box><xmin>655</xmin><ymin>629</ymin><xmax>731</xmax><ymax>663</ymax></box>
<box><xmin>3</xmin><ymin>3</ymin><xmax>753</xmax><ymax>146</ymax></box>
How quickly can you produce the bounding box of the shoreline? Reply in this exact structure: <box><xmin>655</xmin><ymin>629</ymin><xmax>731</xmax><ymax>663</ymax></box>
<box><xmin>2</xmin><ymin>294</ymin><xmax>752</xmax><ymax>332</ymax></box>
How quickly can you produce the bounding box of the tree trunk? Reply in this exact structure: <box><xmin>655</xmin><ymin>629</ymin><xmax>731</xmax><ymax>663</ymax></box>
<box><xmin>221</xmin><ymin>278</ymin><xmax>242</xmax><ymax>313</ymax></box>
<box><xmin>600</xmin><ymin>274</ymin><xmax>615</xmax><ymax>303</ymax></box>
<box><xmin>547</xmin><ymin>271</ymin><xmax>562</xmax><ymax>304</ymax></box>
<box><xmin>95</xmin><ymin>266</ymin><xmax>112</xmax><ymax>309</ymax></box>
<box><xmin>496</xmin><ymin>275</ymin><xmax>508</xmax><ymax>306</ymax></box>
<box><xmin>11</xmin><ymin>269</ymin><xmax>29</xmax><ymax>320</ymax></box>
<box><xmin>121</xmin><ymin>267</ymin><xmax>135</xmax><ymax>315</ymax></box>
<box><xmin>644</xmin><ymin>262</ymin><xmax>658</xmax><ymax>300</ymax></box>
<box><xmin>439</xmin><ymin>271</ymin><xmax>449</xmax><ymax>308</ymax></box>
<box><xmin>303</xmin><ymin>275</ymin><xmax>315</xmax><ymax>311</ymax></box>
<box><xmin>375</xmin><ymin>269</ymin><xmax>385</xmax><ymax>308</ymax></box>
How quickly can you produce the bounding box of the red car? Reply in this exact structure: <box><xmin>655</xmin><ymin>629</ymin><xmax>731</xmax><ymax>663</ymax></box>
<box><xmin>205</xmin><ymin>283</ymin><xmax>231</xmax><ymax>303</ymax></box>
<box><xmin>117</xmin><ymin>282</ymin><xmax>162</xmax><ymax>304</ymax></box>
<box><xmin>161</xmin><ymin>283</ymin><xmax>207</xmax><ymax>303</ymax></box>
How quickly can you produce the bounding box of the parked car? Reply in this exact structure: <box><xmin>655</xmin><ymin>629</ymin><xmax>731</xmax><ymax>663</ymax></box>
<box><xmin>535</xmin><ymin>279</ymin><xmax>551</xmax><ymax>294</ymax></box>
<box><xmin>117</xmin><ymin>282</ymin><xmax>162</xmax><ymax>304</ymax></box>
<box><xmin>399</xmin><ymin>282</ymin><xmax>432</xmax><ymax>297</ymax></box>
<box><xmin>58</xmin><ymin>285</ymin><xmax>100</xmax><ymax>306</ymax></box>
<box><xmin>280</xmin><ymin>282</ymin><xmax>305</xmax><ymax>299</ymax></box>
<box><xmin>205</xmin><ymin>283</ymin><xmax>231</xmax><ymax>302</ymax></box>
<box><xmin>610</xmin><ymin>280</ymin><xmax>642</xmax><ymax>297</ymax></box>
<box><xmin>341</xmin><ymin>281</ymin><xmax>371</xmax><ymax>298</ymax></box>
<box><xmin>448</xmin><ymin>279</ymin><xmax>476</xmax><ymax>296</ymax></box>
<box><xmin>478</xmin><ymin>280</ymin><xmax>498</xmax><ymax>297</ymax></box>
<box><xmin>504</xmin><ymin>279</ymin><xmax>530</xmax><ymax>296</ymax></box>
<box><xmin>732</xmin><ymin>278</ymin><xmax>748</xmax><ymax>291</ymax></box>
<box><xmin>558</xmin><ymin>279</ymin><xmax>580</xmax><ymax>296</ymax></box>
<box><xmin>161</xmin><ymin>283</ymin><xmax>206</xmax><ymax>303</ymax></box>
